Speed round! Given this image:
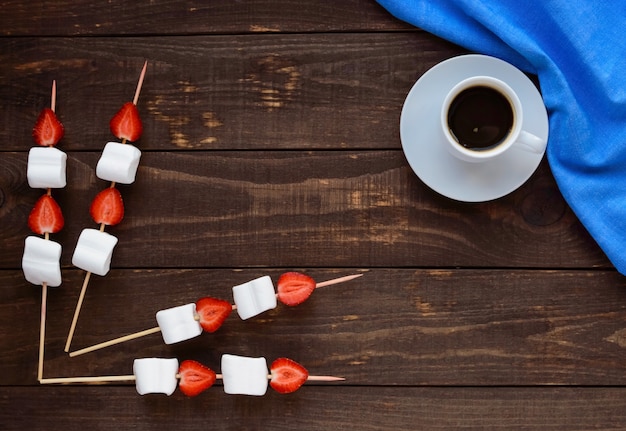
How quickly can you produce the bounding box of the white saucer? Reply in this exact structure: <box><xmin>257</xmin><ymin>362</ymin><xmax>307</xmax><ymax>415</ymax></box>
<box><xmin>400</xmin><ymin>54</ymin><xmax>549</xmax><ymax>202</ymax></box>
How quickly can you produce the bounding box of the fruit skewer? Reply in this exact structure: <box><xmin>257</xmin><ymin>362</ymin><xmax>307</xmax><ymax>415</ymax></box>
<box><xmin>39</xmin><ymin>354</ymin><xmax>345</xmax><ymax>397</ymax></box>
<box><xmin>65</xmin><ymin>61</ymin><xmax>147</xmax><ymax>352</ymax></box>
<box><xmin>68</xmin><ymin>272</ymin><xmax>363</xmax><ymax>357</ymax></box>
<box><xmin>22</xmin><ymin>81</ymin><xmax>67</xmax><ymax>381</ymax></box>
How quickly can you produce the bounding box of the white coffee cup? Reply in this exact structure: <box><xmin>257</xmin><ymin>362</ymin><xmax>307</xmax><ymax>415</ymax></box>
<box><xmin>441</xmin><ymin>76</ymin><xmax>546</xmax><ymax>163</ymax></box>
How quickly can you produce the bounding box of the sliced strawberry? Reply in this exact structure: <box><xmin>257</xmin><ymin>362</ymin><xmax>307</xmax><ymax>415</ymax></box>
<box><xmin>276</xmin><ymin>272</ymin><xmax>316</xmax><ymax>306</ymax></box>
<box><xmin>28</xmin><ymin>194</ymin><xmax>64</xmax><ymax>235</ymax></box>
<box><xmin>89</xmin><ymin>187</ymin><xmax>124</xmax><ymax>226</ymax></box>
<box><xmin>32</xmin><ymin>108</ymin><xmax>64</xmax><ymax>146</ymax></box>
<box><xmin>177</xmin><ymin>360</ymin><xmax>216</xmax><ymax>397</ymax></box>
<box><xmin>195</xmin><ymin>297</ymin><xmax>232</xmax><ymax>333</ymax></box>
<box><xmin>109</xmin><ymin>102</ymin><xmax>143</xmax><ymax>142</ymax></box>
<box><xmin>269</xmin><ymin>357</ymin><xmax>309</xmax><ymax>394</ymax></box>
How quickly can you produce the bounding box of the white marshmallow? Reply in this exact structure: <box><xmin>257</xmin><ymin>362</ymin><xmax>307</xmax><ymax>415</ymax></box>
<box><xmin>156</xmin><ymin>303</ymin><xmax>203</xmax><ymax>345</ymax></box>
<box><xmin>71</xmin><ymin>228</ymin><xmax>118</xmax><ymax>276</ymax></box>
<box><xmin>27</xmin><ymin>146</ymin><xmax>67</xmax><ymax>189</ymax></box>
<box><xmin>133</xmin><ymin>358</ymin><xmax>179</xmax><ymax>396</ymax></box>
<box><xmin>22</xmin><ymin>236</ymin><xmax>62</xmax><ymax>287</ymax></box>
<box><xmin>232</xmin><ymin>275</ymin><xmax>277</xmax><ymax>320</ymax></box>
<box><xmin>96</xmin><ymin>141</ymin><xmax>141</xmax><ymax>184</ymax></box>
<box><xmin>221</xmin><ymin>354</ymin><xmax>269</xmax><ymax>396</ymax></box>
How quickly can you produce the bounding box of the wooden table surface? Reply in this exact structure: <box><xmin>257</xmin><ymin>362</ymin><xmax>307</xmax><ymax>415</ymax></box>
<box><xmin>2</xmin><ymin>1</ymin><xmax>626</xmax><ymax>429</ymax></box>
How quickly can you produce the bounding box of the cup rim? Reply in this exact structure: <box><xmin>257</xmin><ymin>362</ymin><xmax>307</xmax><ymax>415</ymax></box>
<box><xmin>441</xmin><ymin>76</ymin><xmax>523</xmax><ymax>161</ymax></box>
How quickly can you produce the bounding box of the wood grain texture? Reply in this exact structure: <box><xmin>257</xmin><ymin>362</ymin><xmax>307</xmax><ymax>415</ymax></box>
<box><xmin>0</xmin><ymin>0</ymin><xmax>414</xmax><ymax>36</ymax></box>
<box><xmin>0</xmin><ymin>33</ymin><xmax>463</xmax><ymax>151</ymax></box>
<box><xmin>2</xmin><ymin>1</ymin><xmax>626</xmax><ymax>429</ymax></box>
<box><xmin>3</xmin><ymin>269</ymin><xmax>626</xmax><ymax>386</ymax></box>
<box><xmin>2</xmin><ymin>386</ymin><xmax>626</xmax><ymax>431</ymax></box>
<box><xmin>0</xmin><ymin>152</ymin><xmax>607</xmax><ymax>269</ymax></box>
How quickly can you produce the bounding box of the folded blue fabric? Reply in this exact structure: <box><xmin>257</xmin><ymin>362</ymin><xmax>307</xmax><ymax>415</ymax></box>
<box><xmin>377</xmin><ymin>0</ymin><xmax>626</xmax><ymax>273</ymax></box>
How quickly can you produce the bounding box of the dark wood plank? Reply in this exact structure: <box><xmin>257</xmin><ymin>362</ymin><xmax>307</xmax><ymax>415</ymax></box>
<box><xmin>3</xmin><ymin>269</ymin><xmax>626</xmax><ymax>386</ymax></box>
<box><xmin>3</xmin><ymin>386</ymin><xmax>626</xmax><ymax>430</ymax></box>
<box><xmin>0</xmin><ymin>151</ymin><xmax>607</xmax><ymax>270</ymax></box>
<box><xmin>0</xmin><ymin>33</ymin><xmax>464</xmax><ymax>151</ymax></box>
<box><xmin>0</xmin><ymin>0</ymin><xmax>413</xmax><ymax>36</ymax></box>
<box><xmin>4</xmin><ymin>3</ymin><xmax>625</xmax><ymax>429</ymax></box>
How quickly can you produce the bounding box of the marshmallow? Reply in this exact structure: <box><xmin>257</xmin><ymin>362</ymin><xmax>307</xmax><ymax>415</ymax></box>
<box><xmin>71</xmin><ymin>228</ymin><xmax>118</xmax><ymax>276</ymax></box>
<box><xmin>133</xmin><ymin>358</ymin><xmax>179</xmax><ymax>396</ymax></box>
<box><xmin>96</xmin><ymin>141</ymin><xmax>141</xmax><ymax>184</ymax></box>
<box><xmin>27</xmin><ymin>146</ymin><xmax>67</xmax><ymax>189</ymax></box>
<box><xmin>232</xmin><ymin>275</ymin><xmax>277</xmax><ymax>320</ymax></box>
<box><xmin>156</xmin><ymin>303</ymin><xmax>203</xmax><ymax>345</ymax></box>
<box><xmin>22</xmin><ymin>236</ymin><xmax>62</xmax><ymax>287</ymax></box>
<box><xmin>221</xmin><ymin>354</ymin><xmax>269</xmax><ymax>396</ymax></box>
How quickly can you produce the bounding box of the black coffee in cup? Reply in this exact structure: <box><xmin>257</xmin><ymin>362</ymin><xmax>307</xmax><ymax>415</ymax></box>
<box><xmin>446</xmin><ymin>85</ymin><xmax>514</xmax><ymax>150</ymax></box>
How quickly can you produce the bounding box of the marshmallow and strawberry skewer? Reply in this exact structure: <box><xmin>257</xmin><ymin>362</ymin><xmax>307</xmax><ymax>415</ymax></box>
<box><xmin>69</xmin><ymin>272</ymin><xmax>363</xmax><ymax>357</ymax></box>
<box><xmin>22</xmin><ymin>81</ymin><xmax>67</xmax><ymax>381</ymax></box>
<box><xmin>65</xmin><ymin>61</ymin><xmax>147</xmax><ymax>352</ymax></box>
<box><xmin>40</xmin><ymin>354</ymin><xmax>344</xmax><ymax>397</ymax></box>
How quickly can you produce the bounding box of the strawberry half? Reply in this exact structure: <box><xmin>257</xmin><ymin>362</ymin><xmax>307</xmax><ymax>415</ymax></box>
<box><xmin>276</xmin><ymin>272</ymin><xmax>316</xmax><ymax>306</ymax></box>
<box><xmin>269</xmin><ymin>357</ymin><xmax>309</xmax><ymax>394</ymax></box>
<box><xmin>109</xmin><ymin>102</ymin><xmax>143</xmax><ymax>142</ymax></box>
<box><xmin>32</xmin><ymin>108</ymin><xmax>64</xmax><ymax>146</ymax></box>
<box><xmin>28</xmin><ymin>194</ymin><xmax>65</xmax><ymax>235</ymax></box>
<box><xmin>177</xmin><ymin>360</ymin><xmax>216</xmax><ymax>397</ymax></box>
<box><xmin>195</xmin><ymin>297</ymin><xmax>232</xmax><ymax>333</ymax></box>
<box><xmin>90</xmin><ymin>187</ymin><xmax>124</xmax><ymax>226</ymax></box>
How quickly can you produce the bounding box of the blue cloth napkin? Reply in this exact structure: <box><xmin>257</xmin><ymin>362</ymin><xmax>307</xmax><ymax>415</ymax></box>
<box><xmin>377</xmin><ymin>0</ymin><xmax>626</xmax><ymax>274</ymax></box>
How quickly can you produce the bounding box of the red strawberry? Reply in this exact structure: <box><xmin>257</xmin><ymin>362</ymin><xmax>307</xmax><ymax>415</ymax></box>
<box><xmin>90</xmin><ymin>187</ymin><xmax>124</xmax><ymax>226</ymax></box>
<box><xmin>32</xmin><ymin>108</ymin><xmax>64</xmax><ymax>146</ymax></box>
<box><xmin>195</xmin><ymin>297</ymin><xmax>232</xmax><ymax>333</ymax></box>
<box><xmin>28</xmin><ymin>194</ymin><xmax>64</xmax><ymax>235</ymax></box>
<box><xmin>109</xmin><ymin>102</ymin><xmax>143</xmax><ymax>142</ymax></box>
<box><xmin>177</xmin><ymin>360</ymin><xmax>216</xmax><ymax>397</ymax></box>
<box><xmin>276</xmin><ymin>272</ymin><xmax>316</xmax><ymax>306</ymax></box>
<box><xmin>269</xmin><ymin>357</ymin><xmax>309</xmax><ymax>394</ymax></box>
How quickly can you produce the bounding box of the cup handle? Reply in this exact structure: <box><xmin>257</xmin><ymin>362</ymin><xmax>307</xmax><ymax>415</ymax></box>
<box><xmin>514</xmin><ymin>130</ymin><xmax>547</xmax><ymax>154</ymax></box>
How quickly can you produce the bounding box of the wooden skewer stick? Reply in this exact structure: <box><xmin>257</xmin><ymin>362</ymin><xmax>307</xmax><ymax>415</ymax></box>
<box><xmin>37</xmin><ymin>283</ymin><xmax>48</xmax><ymax>381</ymax></box>
<box><xmin>69</xmin><ymin>273</ymin><xmax>362</xmax><ymax>356</ymax></box>
<box><xmin>38</xmin><ymin>81</ymin><xmax>58</xmax><ymax>378</ymax></box>
<box><xmin>64</xmin><ymin>271</ymin><xmax>91</xmax><ymax>352</ymax></box>
<box><xmin>133</xmin><ymin>60</ymin><xmax>148</xmax><ymax>105</ymax></box>
<box><xmin>314</xmin><ymin>273</ymin><xmax>363</xmax><ymax>288</ymax></box>
<box><xmin>40</xmin><ymin>373</ymin><xmax>344</xmax><ymax>385</ymax></box>
<box><xmin>68</xmin><ymin>327</ymin><xmax>161</xmax><ymax>357</ymax></box>
<box><xmin>302</xmin><ymin>375</ymin><xmax>346</xmax><ymax>382</ymax></box>
<box><xmin>40</xmin><ymin>375</ymin><xmax>136</xmax><ymax>385</ymax></box>
<box><xmin>64</xmin><ymin>63</ymin><xmax>148</xmax><ymax>353</ymax></box>
<box><xmin>51</xmin><ymin>80</ymin><xmax>57</xmax><ymax>112</ymax></box>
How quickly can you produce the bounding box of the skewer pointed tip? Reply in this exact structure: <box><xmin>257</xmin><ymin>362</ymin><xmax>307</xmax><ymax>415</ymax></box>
<box><xmin>306</xmin><ymin>375</ymin><xmax>346</xmax><ymax>382</ymax></box>
<box><xmin>315</xmin><ymin>273</ymin><xmax>364</xmax><ymax>289</ymax></box>
<box><xmin>132</xmin><ymin>60</ymin><xmax>148</xmax><ymax>105</ymax></box>
<box><xmin>51</xmin><ymin>80</ymin><xmax>57</xmax><ymax>112</ymax></box>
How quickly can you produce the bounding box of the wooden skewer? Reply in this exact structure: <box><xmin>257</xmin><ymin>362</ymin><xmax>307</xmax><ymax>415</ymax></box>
<box><xmin>302</xmin><ymin>375</ymin><xmax>345</xmax><ymax>382</ymax></box>
<box><xmin>314</xmin><ymin>273</ymin><xmax>362</xmax><ymax>288</ymax></box>
<box><xmin>133</xmin><ymin>60</ymin><xmax>148</xmax><ymax>105</ymax></box>
<box><xmin>40</xmin><ymin>373</ymin><xmax>344</xmax><ymax>385</ymax></box>
<box><xmin>64</xmin><ymin>63</ymin><xmax>148</xmax><ymax>353</ymax></box>
<box><xmin>64</xmin><ymin>271</ymin><xmax>91</xmax><ymax>352</ymax></box>
<box><xmin>68</xmin><ymin>327</ymin><xmax>161</xmax><ymax>357</ymax></box>
<box><xmin>51</xmin><ymin>80</ymin><xmax>57</xmax><ymax>112</ymax></box>
<box><xmin>37</xmin><ymin>283</ymin><xmax>47</xmax><ymax>381</ymax></box>
<box><xmin>40</xmin><ymin>375</ymin><xmax>136</xmax><ymax>385</ymax></box>
<box><xmin>38</xmin><ymin>81</ymin><xmax>58</xmax><ymax>379</ymax></box>
<box><xmin>69</xmin><ymin>273</ymin><xmax>362</xmax><ymax>356</ymax></box>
